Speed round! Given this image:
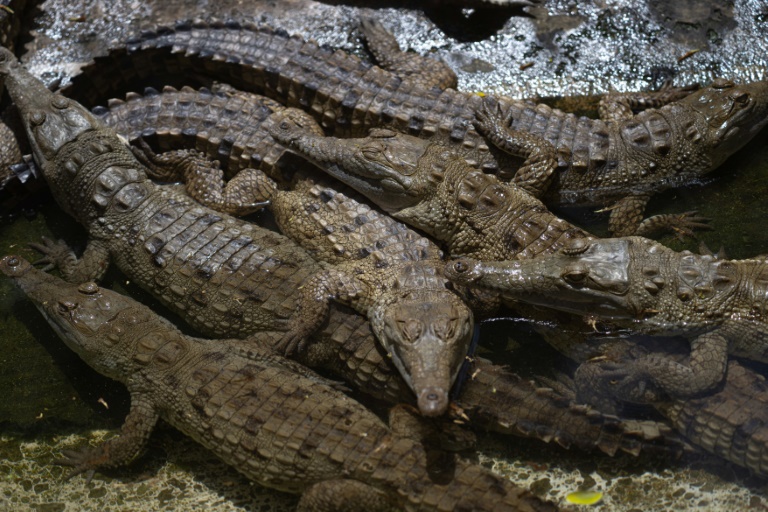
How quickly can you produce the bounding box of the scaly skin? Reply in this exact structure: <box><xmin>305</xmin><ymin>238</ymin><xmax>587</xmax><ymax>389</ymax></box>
<box><xmin>445</xmin><ymin>236</ymin><xmax>768</xmax><ymax>401</ymax></box>
<box><xmin>106</xmin><ymin>89</ymin><xmax>473</xmax><ymax>417</ymax></box>
<box><xmin>60</xmin><ymin>20</ymin><xmax>768</xmax><ymax>236</ymax></box>
<box><xmin>0</xmin><ymin>47</ymin><xmax>668</xmax><ymax>455</ymax></box>
<box><xmin>269</xmin><ymin>116</ymin><xmax>592</xmax><ymax>261</ymax></box>
<box><xmin>0</xmin><ymin>255</ymin><xmax>558</xmax><ymax>512</ymax></box>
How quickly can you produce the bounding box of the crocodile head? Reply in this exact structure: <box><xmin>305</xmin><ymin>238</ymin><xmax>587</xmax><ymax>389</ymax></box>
<box><xmin>0</xmin><ymin>48</ymin><xmax>150</xmax><ymax>224</ymax></box>
<box><xmin>679</xmin><ymin>77</ymin><xmax>768</xmax><ymax>167</ymax></box>
<box><xmin>270</xmin><ymin>113</ymin><xmax>432</xmax><ymax>212</ymax></box>
<box><xmin>446</xmin><ymin>237</ymin><xmax>656</xmax><ymax>319</ymax></box>
<box><xmin>0</xmin><ymin>47</ymin><xmax>101</xmax><ymax>168</ymax></box>
<box><xmin>369</xmin><ymin>288</ymin><xmax>473</xmax><ymax>417</ymax></box>
<box><xmin>0</xmin><ymin>255</ymin><xmax>137</xmax><ymax>379</ymax></box>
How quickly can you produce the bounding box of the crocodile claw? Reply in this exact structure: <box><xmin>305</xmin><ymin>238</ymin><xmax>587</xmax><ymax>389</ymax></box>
<box><xmin>473</xmin><ymin>97</ymin><xmax>514</xmax><ymax>135</ymax></box>
<box><xmin>55</xmin><ymin>447</ymin><xmax>103</xmax><ymax>483</ymax></box>
<box><xmin>669</xmin><ymin>211</ymin><xmax>712</xmax><ymax>241</ymax></box>
<box><xmin>574</xmin><ymin>358</ymin><xmax>656</xmax><ymax>411</ymax></box>
<box><xmin>274</xmin><ymin>329</ymin><xmax>312</xmax><ymax>357</ymax></box>
<box><xmin>28</xmin><ymin>236</ymin><xmax>73</xmax><ymax>272</ymax></box>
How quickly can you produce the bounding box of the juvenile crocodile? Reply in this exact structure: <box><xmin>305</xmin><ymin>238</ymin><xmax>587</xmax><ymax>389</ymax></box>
<box><xmin>61</xmin><ymin>19</ymin><xmax>768</xmax><ymax>235</ymax></box>
<box><xmin>0</xmin><ymin>48</ymin><xmax>670</xmax><ymax>455</ymax></box>
<box><xmin>444</xmin><ymin>236</ymin><xmax>768</xmax><ymax>401</ymax></box>
<box><xmin>0</xmin><ymin>254</ymin><xmax>558</xmax><ymax>512</ymax></box>
<box><xmin>269</xmin><ymin>115</ymin><xmax>592</xmax><ymax>261</ymax></box>
<box><xmin>553</xmin><ymin>338</ymin><xmax>768</xmax><ymax>477</ymax></box>
<box><xmin>102</xmin><ymin>88</ymin><xmax>473</xmax><ymax>417</ymax></box>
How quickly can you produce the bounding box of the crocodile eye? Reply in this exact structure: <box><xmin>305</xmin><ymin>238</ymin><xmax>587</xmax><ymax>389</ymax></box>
<box><xmin>399</xmin><ymin>319</ymin><xmax>424</xmax><ymax>343</ymax></box>
<box><xmin>453</xmin><ymin>261</ymin><xmax>469</xmax><ymax>273</ymax></box>
<box><xmin>361</xmin><ymin>147</ymin><xmax>381</xmax><ymax>160</ymax></box>
<box><xmin>78</xmin><ymin>282</ymin><xmax>100</xmax><ymax>295</ymax></box>
<box><xmin>433</xmin><ymin>318</ymin><xmax>456</xmax><ymax>341</ymax></box>
<box><xmin>733</xmin><ymin>92</ymin><xmax>750</xmax><ymax>105</ymax></box>
<box><xmin>562</xmin><ymin>266</ymin><xmax>588</xmax><ymax>284</ymax></box>
<box><xmin>562</xmin><ymin>237</ymin><xmax>590</xmax><ymax>256</ymax></box>
<box><xmin>712</xmin><ymin>78</ymin><xmax>735</xmax><ymax>89</ymax></box>
<box><xmin>57</xmin><ymin>300</ymin><xmax>76</xmax><ymax>313</ymax></box>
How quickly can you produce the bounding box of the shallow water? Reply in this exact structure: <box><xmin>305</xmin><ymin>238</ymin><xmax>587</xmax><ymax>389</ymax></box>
<box><xmin>3</xmin><ymin>0</ymin><xmax>768</xmax><ymax>510</ymax></box>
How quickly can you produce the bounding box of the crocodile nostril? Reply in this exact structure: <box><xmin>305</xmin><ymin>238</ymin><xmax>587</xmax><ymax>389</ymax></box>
<box><xmin>418</xmin><ymin>387</ymin><xmax>448</xmax><ymax>417</ymax></box>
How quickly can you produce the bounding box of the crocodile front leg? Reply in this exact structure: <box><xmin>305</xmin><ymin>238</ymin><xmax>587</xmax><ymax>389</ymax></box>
<box><xmin>277</xmin><ymin>266</ymin><xmax>373</xmax><ymax>356</ymax></box>
<box><xmin>131</xmin><ymin>139</ymin><xmax>274</xmax><ymax>216</ymax></box>
<box><xmin>56</xmin><ymin>390</ymin><xmax>159</xmax><ymax>480</ymax></box>
<box><xmin>473</xmin><ymin>99</ymin><xmax>558</xmax><ymax>198</ymax></box>
<box><xmin>607</xmin><ymin>193</ymin><xmax>709</xmax><ymax>238</ymax></box>
<box><xmin>29</xmin><ymin>237</ymin><xmax>110</xmax><ymax>283</ymax></box>
<box><xmin>577</xmin><ymin>329</ymin><xmax>730</xmax><ymax>406</ymax></box>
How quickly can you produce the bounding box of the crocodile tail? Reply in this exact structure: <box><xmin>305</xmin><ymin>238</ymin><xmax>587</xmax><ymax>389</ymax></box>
<box><xmin>356</xmin><ymin>434</ymin><xmax>559</xmax><ymax>512</ymax></box>
<box><xmin>61</xmin><ymin>18</ymin><xmax>490</xmax><ymax>156</ymax></box>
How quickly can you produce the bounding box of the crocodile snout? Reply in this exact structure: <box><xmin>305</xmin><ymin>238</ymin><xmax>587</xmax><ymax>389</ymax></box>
<box><xmin>418</xmin><ymin>386</ymin><xmax>449</xmax><ymax>417</ymax></box>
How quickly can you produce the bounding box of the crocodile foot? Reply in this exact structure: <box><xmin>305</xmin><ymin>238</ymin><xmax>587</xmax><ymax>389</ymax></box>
<box><xmin>28</xmin><ymin>236</ymin><xmax>76</xmax><ymax>272</ymax></box>
<box><xmin>274</xmin><ymin>328</ymin><xmax>313</xmax><ymax>357</ymax></box>
<box><xmin>574</xmin><ymin>357</ymin><xmax>663</xmax><ymax>413</ymax></box>
<box><xmin>635</xmin><ymin>211</ymin><xmax>712</xmax><ymax>241</ymax></box>
<box><xmin>55</xmin><ymin>447</ymin><xmax>107</xmax><ymax>483</ymax></box>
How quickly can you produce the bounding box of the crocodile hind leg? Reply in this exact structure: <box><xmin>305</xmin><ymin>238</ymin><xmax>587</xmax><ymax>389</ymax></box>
<box><xmin>297</xmin><ymin>479</ymin><xmax>395</xmax><ymax>512</ymax></box>
<box><xmin>359</xmin><ymin>18</ymin><xmax>458</xmax><ymax>91</ymax></box>
<box><xmin>576</xmin><ymin>330</ymin><xmax>730</xmax><ymax>406</ymax></box>
<box><xmin>131</xmin><ymin>139</ymin><xmax>274</xmax><ymax>216</ymax></box>
<box><xmin>607</xmin><ymin>193</ymin><xmax>710</xmax><ymax>238</ymax></box>
<box><xmin>472</xmin><ymin>99</ymin><xmax>558</xmax><ymax>198</ymax></box>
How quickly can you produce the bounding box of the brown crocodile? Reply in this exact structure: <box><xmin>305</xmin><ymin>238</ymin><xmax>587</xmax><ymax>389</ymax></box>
<box><xmin>59</xmin><ymin>19</ymin><xmax>768</xmax><ymax>236</ymax></box>
<box><xmin>444</xmin><ymin>236</ymin><xmax>768</xmax><ymax>402</ymax></box>
<box><xmin>103</xmin><ymin>88</ymin><xmax>474</xmax><ymax>417</ymax></box>
<box><xmin>0</xmin><ymin>47</ymin><xmax>671</xmax><ymax>455</ymax></box>
<box><xmin>268</xmin><ymin>114</ymin><xmax>592</xmax><ymax>262</ymax></box>
<box><xmin>0</xmin><ymin>254</ymin><xmax>558</xmax><ymax>512</ymax></box>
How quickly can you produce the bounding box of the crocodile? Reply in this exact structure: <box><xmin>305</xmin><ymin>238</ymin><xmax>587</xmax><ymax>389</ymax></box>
<box><xmin>0</xmin><ymin>47</ymin><xmax>672</xmax><ymax>455</ymax></box>
<box><xmin>59</xmin><ymin>19</ymin><xmax>768</xmax><ymax>235</ymax></box>
<box><xmin>551</xmin><ymin>338</ymin><xmax>768</xmax><ymax>478</ymax></box>
<box><xmin>268</xmin><ymin>114</ymin><xmax>592</xmax><ymax>262</ymax></box>
<box><xmin>444</xmin><ymin>236</ymin><xmax>768</xmax><ymax>402</ymax></box>
<box><xmin>103</xmin><ymin>88</ymin><xmax>474</xmax><ymax>417</ymax></box>
<box><xmin>0</xmin><ymin>254</ymin><xmax>558</xmax><ymax>512</ymax></box>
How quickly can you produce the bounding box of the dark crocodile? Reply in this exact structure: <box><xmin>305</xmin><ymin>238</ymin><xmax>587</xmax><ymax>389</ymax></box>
<box><xmin>0</xmin><ymin>47</ymin><xmax>672</xmax><ymax>455</ymax></box>
<box><xmin>0</xmin><ymin>254</ymin><xmax>559</xmax><ymax>512</ymax></box>
<box><xmin>445</xmin><ymin>236</ymin><xmax>768</xmax><ymax>401</ymax></box>
<box><xmin>552</xmin><ymin>339</ymin><xmax>768</xmax><ymax>478</ymax></box>
<box><xmin>60</xmin><ymin>19</ymin><xmax>768</xmax><ymax>236</ymax></box>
